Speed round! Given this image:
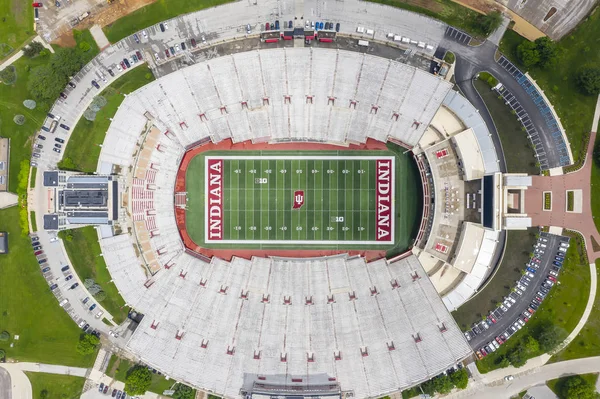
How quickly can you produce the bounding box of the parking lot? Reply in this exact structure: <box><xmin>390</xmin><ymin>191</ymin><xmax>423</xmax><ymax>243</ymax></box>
<box><xmin>465</xmin><ymin>232</ymin><xmax>570</xmax><ymax>355</ymax></box>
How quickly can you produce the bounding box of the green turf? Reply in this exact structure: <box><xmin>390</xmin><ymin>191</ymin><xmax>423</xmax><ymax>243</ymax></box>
<box><xmin>0</xmin><ymin>207</ymin><xmax>96</xmax><ymax>367</ymax></box>
<box><xmin>186</xmin><ymin>150</ymin><xmax>417</xmax><ymax>251</ymax></box>
<box><xmin>547</xmin><ymin>373</ymin><xmax>599</xmax><ymax>399</ymax></box>
<box><xmin>60</xmin><ymin>226</ymin><xmax>129</xmax><ymax>324</ymax></box>
<box><xmin>102</xmin><ymin>0</ymin><xmax>233</xmax><ymax>43</ymax></box>
<box><xmin>550</xmin><ymin>261</ymin><xmax>600</xmax><ymax>363</ymax></box>
<box><xmin>106</xmin><ymin>355</ymin><xmax>175</xmax><ymax>395</ymax></box>
<box><xmin>0</xmin><ymin>0</ymin><xmax>35</xmax><ymax>61</ymax></box>
<box><xmin>452</xmin><ymin>229</ymin><xmax>537</xmax><ymax>330</ymax></box>
<box><xmin>61</xmin><ymin>65</ymin><xmax>154</xmax><ymax>172</ymax></box>
<box><xmin>498</xmin><ymin>15</ymin><xmax>600</xmax><ymax>166</ymax></box>
<box><xmin>476</xmin><ymin>239</ymin><xmax>590</xmax><ymax>373</ymax></box>
<box><xmin>30</xmin><ymin>211</ymin><xmax>37</xmax><ymax>232</ymax></box>
<box><xmin>25</xmin><ymin>372</ymin><xmax>86</xmax><ymax>399</ymax></box>
<box><xmin>473</xmin><ymin>79</ymin><xmax>539</xmax><ymax>175</ymax></box>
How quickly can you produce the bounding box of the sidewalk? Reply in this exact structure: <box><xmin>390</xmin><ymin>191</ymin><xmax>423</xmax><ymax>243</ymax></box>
<box><xmin>0</xmin><ymin>36</ymin><xmax>55</xmax><ymax>70</ymax></box>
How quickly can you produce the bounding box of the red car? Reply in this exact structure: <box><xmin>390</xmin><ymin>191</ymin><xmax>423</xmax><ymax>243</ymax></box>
<box><xmin>165</xmin><ymin>49</ymin><xmax>171</xmax><ymax>58</ymax></box>
<box><xmin>495</xmin><ymin>336</ymin><xmax>504</xmax><ymax>345</ymax></box>
<box><xmin>34</xmin><ymin>250</ymin><xmax>44</xmax><ymax>256</ymax></box>
<box><xmin>135</xmin><ymin>50</ymin><xmax>143</xmax><ymax>60</ymax></box>
<box><xmin>547</xmin><ymin>275</ymin><xmax>557</xmax><ymax>282</ymax></box>
<box><xmin>120</xmin><ymin>61</ymin><xmax>127</xmax><ymax>70</ymax></box>
<box><xmin>32</xmin><ymin>2</ymin><xmax>43</xmax><ymax>6</ymax></box>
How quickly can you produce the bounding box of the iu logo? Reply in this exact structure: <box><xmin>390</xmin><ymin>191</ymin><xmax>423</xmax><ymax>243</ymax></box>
<box><xmin>293</xmin><ymin>190</ymin><xmax>305</xmax><ymax>209</ymax></box>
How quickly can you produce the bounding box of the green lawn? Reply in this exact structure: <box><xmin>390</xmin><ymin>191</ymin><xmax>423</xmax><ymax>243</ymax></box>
<box><xmin>452</xmin><ymin>229</ymin><xmax>537</xmax><ymax>330</ymax></box>
<box><xmin>0</xmin><ymin>0</ymin><xmax>35</xmax><ymax>61</ymax></box>
<box><xmin>590</xmin><ymin>137</ymin><xmax>600</xmax><ymax>232</ymax></box>
<box><xmin>30</xmin><ymin>211</ymin><xmax>37</xmax><ymax>232</ymax></box>
<box><xmin>73</xmin><ymin>29</ymin><xmax>100</xmax><ymax>63</ymax></box>
<box><xmin>60</xmin><ymin>226</ymin><xmax>129</xmax><ymax>324</ymax></box>
<box><xmin>476</xmin><ymin>238</ymin><xmax>591</xmax><ymax>373</ymax></box>
<box><xmin>61</xmin><ymin>65</ymin><xmax>154</xmax><ymax>172</ymax></box>
<box><xmin>365</xmin><ymin>0</ymin><xmax>484</xmax><ymax>37</ymax></box>
<box><xmin>547</xmin><ymin>373</ymin><xmax>599</xmax><ymax>399</ymax></box>
<box><xmin>25</xmin><ymin>372</ymin><xmax>86</xmax><ymax>399</ymax></box>
<box><xmin>474</xmin><ymin>79</ymin><xmax>539</xmax><ymax>175</ymax></box>
<box><xmin>550</xmin><ymin>261</ymin><xmax>600</xmax><ymax>363</ymax></box>
<box><xmin>0</xmin><ymin>207</ymin><xmax>96</xmax><ymax>367</ymax></box>
<box><xmin>102</xmin><ymin>0</ymin><xmax>233</xmax><ymax>43</ymax></box>
<box><xmin>0</xmin><ymin>54</ymin><xmax>52</xmax><ymax>191</ymax></box>
<box><xmin>106</xmin><ymin>355</ymin><xmax>174</xmax><ymax>394</ymax></box>
<box><xmin>498</xmin><ymin>12</ymin><xmax>600</xmax><ymax>165</ymax></box>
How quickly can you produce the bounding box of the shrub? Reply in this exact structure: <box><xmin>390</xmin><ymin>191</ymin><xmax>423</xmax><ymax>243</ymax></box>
<box><xmin>173</xmin><ymin>384</ymin><xmax>195</xmax><ymax>399</ymax></box>
<box><xmin>576</xmin><ymin>66</ymin><xmax>600</xmax><ymax>95</ymax></box>
<box><xmin>83</xmin><ymin>108</ymin><xmax>97</xmax><ymax>121</ymax></box>
<box><xmin>474</xmin><ymin>11</ymin><xmax>503</xmax><ymax>36</ymax></box>
<box><xmin>13</xmin><ymin>115</ymin><xmax>25</xmax><ymax>125</ymax></box>
<box><xmin>516</xmin><ymin>37</ymin><xmax>559</xmax><ymax>69</ymax></box>
<box><xmin>517</xmin><ymin>40</ymin><xmax>540</xmax><ymax>67</ymax></box>
<box><xmin>0</xmin><ymin>66</ymin><xmax>17</xmax><ymax>85</ymax></box>
<box><xmin>23</xmin><ymin>99</ymin><xmax>36</xmax><ymax>109</ymax></box>
<box><xmin>94</xmin><ymin>291</ymin><xmax>107</xmax><ymax>301</ymax></box>
<box><xmin>444</xmin><ymin>51</ymin><xmax>455</xmax><ymax>64</ymax></box>
<box><xmin>57</xmin><ymin>157</ymin><xmax>80</xmax><ymax>171</ymax></box>
<box><xmin>562</xmin><ymin>375</ymin><xmax>597</xmax><ymax>399</ymax></box>
<box><xmin>449</xmin><ymin>368</ymin><xmax>468</xmax><ymax>389</ymax></box>
<box><xmin>145</xmin><ymin>73</ymin><xmax>153</xmax><ymax>80</ymax></box>
<box><xmin>0</xmin><ymin>331</ymin><xmax>9</xmax><ymax>341</ymax></box>
<box><xmin>79</xmin><ymin>41</ymin><xmax>91</xmax><ymax>52</ymax></box>
<box><xmin>124</xmin><ymin>366</ymin><xmax>152</xmax><ymax>395</ymax></box>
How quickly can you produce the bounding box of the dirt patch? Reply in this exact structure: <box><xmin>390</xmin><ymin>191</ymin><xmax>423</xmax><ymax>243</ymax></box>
<box><xmin>52</xmin><ymin>30</ymin><xmax>77</xmax><ymax>48</ymax></box>
<box><xmin>452</xmin><ymin>0</ymin><xmax>499</xmax><ymax>14</ymax></box>
<box><xmin>75</xmin><ymin>0</ymin><xmax>156</xmax><ymax>31</ymax></box>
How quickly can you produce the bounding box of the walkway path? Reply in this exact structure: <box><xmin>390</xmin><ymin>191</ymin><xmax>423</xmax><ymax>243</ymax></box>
<box><xmin>487</xmin><ymin>14</ymin><xmax>511</xmax><ymax>46</ymax></box>
<box><xmin>0</xmin><ymin>36</ymin><xmax>54</xmax><ymax>70</ymax></box>
<box><xmin>0</xmin><ymin>362</ymin><xmax>89</xmax><ymax>399</ymax></box>
<box><xmin>525</xmin><ymin>131</ymin><xmax>600</xmax><ymax>261</ymax></box>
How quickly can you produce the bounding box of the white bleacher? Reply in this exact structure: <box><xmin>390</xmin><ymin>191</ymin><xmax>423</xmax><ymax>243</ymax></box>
<box><xmin>123</xmin><ymin>254</ymin><xmax>471</xmax><ymax>398</ymax></box>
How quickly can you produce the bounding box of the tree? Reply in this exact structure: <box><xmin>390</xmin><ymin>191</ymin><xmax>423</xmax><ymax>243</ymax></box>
<box><xmin>576</xmin><ymin>66</ymin><xmax>600</xmax><ymax>95</ymax></box>
<box><xmin>523</xmin><ymin>335</ymin><xmax>539</xmax><ymax>354</ymax></box>
<box><xmin>79</xmin><ymin>41</ymin><xmax>91</xmax><ymax>52</ymax></box>
<box><xmin>517</xmin><ymin>40</ymin><xmax>540</xmax><ymax>67</ymax></box>
<box><xmin>76</xmin><ymin>333</ymin><xmax>100</xmax><ymax>355</ymax></box>
<box><xmin>124</xmin><ymin>366</ymin><xmax>152</xmax><ymax>395</ymax></box>
<box><xmin>57</xmin><ymin>157</ymin><xmax>79</xmax><ymax>171</ymax></box>
<box><xmin>536</xmin><ymin>321</ymin><xmax>562</xmax><ymax>352</ymax></box>
<box><xmin>449</xmin><ymin>368</ymin><xmax>469</xmax><ymax>390</ymax></box>
<box><xmin>23</xmin><ymin>41</ymin><xmax>45</xmax><ymax>58</ymax></box>
<box><xmin>0</xmin><ymin>66</ymin><xmax>17</xmax><ymax>85</ymax></box>
<box><xmin>534</xmin><ymin>37</ymin><xmax>559</xmax><ymax>67</ymax></box>
<box><xmin>507</xmin><ymin>346</ymin><xmax>527</xmax><ymax>367</ymax></box>
<box><xmin>475</xmin><ymin>11</ymin><xmax>503</xmax><ymax>36</ymax></box>
<box><xmin>49</xmin><ymin>48</ymin><xmax>84</xmax><ymax>80</ymax></box>
<box><xmin>562</xmin><ymin>375</ymin><xmax>597</xmax><ymax>399</ymax></box>
<box><xmin>27</xmin><ymin>65</ymin><xmax>65</xmax><ymax>101</ymax></box>
<box><xmin>84</xmin><ymin>278</ymin><xmax>96</xmax><ymax>288</ymax></box>
<box><xmin>173</xmin><ymin>384</ymin><xmax>195</xmax><ymax>399</ymax></box>
<box><xmin>13</xmin><ymin>115</ymin><xmax>25</xmax><ymax>125</ymax></box>
<box><xmin>40</xmin><ymin>389</ymin><xmax>48</xmax><ymax>399</ymax></box>
<box><xmin>23</xmin><ymin>99</ymin><xmax>36</xmax><ymax>109</ymax></box>
<box><xmin>83</xmin><ymin>108</ymin><xmax>97</xmax><ymax>121</ymax></box>
<box><xmin>0</xmin><ymin>331</ymin><xmax>9</xmax><ymax>341</ymax></box>
<box><xmin>94</xmin><ymin>291</ymin><xmax>106</xmax><ymax>301</ymax></box>
<box><xmin>89</xmin><ymin>96</ymin><xmax>107</xmax><ymax>112</ymax></box>
<box><xmin>434</xmin><ymin>374</ymin><xmax>454</xmax><ymax>394</ymax></box>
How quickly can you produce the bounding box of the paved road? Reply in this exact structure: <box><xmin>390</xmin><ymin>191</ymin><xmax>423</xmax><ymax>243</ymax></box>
<box><xmin>441</xmin><ymin>36</ymin><xmax>566</xmax><ymax>170</ymax></box>
<box><xmin>469</xmin><ymin>233</ymin><xmax>568</xmax><ymax>350</ymax></box>
<box><xmin>0</xmin><ymin>367</ymin><xmax>11</xmax><ymax>399</ymax></box>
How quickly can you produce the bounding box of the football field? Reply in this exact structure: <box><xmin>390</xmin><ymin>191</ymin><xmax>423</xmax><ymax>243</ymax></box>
<box><xmin>185</xmin><ymin>150</ymin><xmax>419</xmax><ymax>250</ymax></box>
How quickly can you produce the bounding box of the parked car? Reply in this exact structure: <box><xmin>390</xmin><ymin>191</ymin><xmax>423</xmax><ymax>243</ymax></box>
<box><xmin>55</xmin><ymin>138</ymin><xmax>64</xmax><ymax>143</ymax></box>
<box><xmin>83</xmin><ymin>297</ymin><xmax>90</xmax><ymax>304</ymax></box>
<box><xmin>103</xmin><ymin>385</ymin><xmax>109</xmax><ymax>394</ymax></box>
<box><xmin>136</xmin><ymin>50</ymin><xmax>143</xmax><ymax>60</ymax></box>
<box><xmin>142</xmin><ymin>30</ymin><xmax>147</xmax><ymax>38</ymax></box>
<box><xmin>89</xmin><ymin>304</ymin><xmax>96</xmax><ymax>311</ymax></box>
<box><xmin>50</xmin><ymin>284</ymin><xmax>58</xmax><ymax>290</ymax></box>
<box><xmin>91</xmin><ymin>80</ymin><xmax>100</xmax><ymax>89</ymax></box>
<box><xmin>108</xmin><ymin>69</ymin><xmax>114</xmax><ymax>77</ymax></box>
<box><xmin>336</xmin><ymin>22</ymin><xmax>340</xmax><ymax>32</ymax></box>
<box><xmin>191</xmin><ymin>38</ymin><xmax>197</xmax><ymax>47</ymax></box>
<box><xmin>133</xmin><ymin>33</ymin><xmax>140</xmax><ymax>43</ymax></box>
<box><xmin>99</xmin><ymin>383</ymin><xmax>104</xmax><ymax>392</ymax></box>
<box><xmin>41</xmin><ymin>266</ymin><xmax>51</xmax><ymax>273</ymax></box>
<box><xmin>70</xmin><ymin>282</ymin><xmax>79</xmax><ymax>289</ymax></box>
<box><xmin>180</xmin><ymin>42</ymin><xmax>186</xmax><ymax>50</ymax></box>
<box><xmin>154</xmin><ymin>52</ymin><xmax>160</xmax><ymax>61</ymax></box>
<box><xmin>159</xmin><ymin>23</ymin><xmax>165</xmax><ymax>32</ymax></box>
<box><xmin>61</xmin><ymin>265</ymin><xmax>70</xmax><ymax>272</ymax></box>
<box><xmin>123</xmin><ymin>58</ymin><xmax>131</xmax><ymax>68</ymax></box>
<box><xmin>38</xmin><ymin>258</ymin><xmax>47</xmax><ymax>264</ymax></box>
<box><xmin>170</xmin><ymin>46</ymin><xmax>175</xmax><ymax>55</ymax></box>
<box><xmin>34</xmin><ymin>250</ymin><xmax>43</xmax><ymax>256</ymax></box>
<box><xmin>265</xmin><ymin>22</ymin><xmax>270</xmax><ymax>30</ymax></box>
<box><xmin>65</xmin><ymin>275</ymin><xmax>73</xmax><ymax>281</ymax></box>
<box><xmin>112</xmin><ymin>389</ymin><xmax>118</xmax><ymax>398</ymax></box>
<box><xmin>275</xmin><ymin>20</ymin><xmax>280</xmax><ymax>30</ymax></box>
<box><xmin>526</xmin><ymin>267</ymin><xmax>536</xmax><ymax>273</ymax></box>
<box><xmin>53</xmin><ymin>147</ymin><xmax>61</xmax><ymax>153</ymax></box>
<box><xmin>32</xmin><ymin>2</ymin><xmax>43</xmax><ymax>7</ymax></box>
<box><xmin>59</xmin><ymin>92</ymin><xmax>67</xmax><ymax>100</ymax></box>
<box><xmin>59</xmin><ymin>123</ymin><xmax>70</xmax><ymax>130</ymax></box>
<box><xmin>132</xmin><ymin>54</ymin><xmax>138</xmax><ymax>63</ymax></box>
<box><xmin>120</xmin><ymin>61</ymin><xmax>127</xmax><ymax>70</ymax></box>
<box><xmin>38</xmin><ymin>134</ymin><xmax>46</xmax><ymax>140</ymax></box>
<box><xmin>164</xmin><ymin>21</ymin><xmax>169</xmax><ymax>30</ymax></box>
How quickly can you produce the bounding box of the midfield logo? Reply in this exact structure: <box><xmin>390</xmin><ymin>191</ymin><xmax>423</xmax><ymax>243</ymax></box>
<box><xmin>293</xmin><ymin>190</ymin><xmax>304</xmax><ymax>209</ymax></box>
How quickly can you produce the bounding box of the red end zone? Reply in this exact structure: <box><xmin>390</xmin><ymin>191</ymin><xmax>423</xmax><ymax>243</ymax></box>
<box><xmin>376</xmin><ymin>159</ymin><xmax>393</xmax><ymax>242</ymax></box>
<box><xmin>207</xmin><ymin>159</ymin><xmax>223</xmax><ymax>240</ymax></box>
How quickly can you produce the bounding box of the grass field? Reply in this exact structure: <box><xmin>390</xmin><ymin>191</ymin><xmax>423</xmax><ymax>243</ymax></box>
<box><xmin>106</xmin><ymin>354</ymin><xmax>175</xmax><ymax>394</ymax></box>
<box><xmin>476</xmin><ymin>240</ymin><xmax>590</xmax><ymax>373</ymax></box>
<box><xmin>474</xmin><ymin>79</ymin><xmax>539</xmax><ymax>175</ymax></box>
<box><xmin>60</xmin><ymin>65</ymin><xmax>154</xmax><ymax>173</ymax></box>
<box><xmin>550</xmin><ymin>261</ymin><xmax>600</xmax><ymax>363</ymax></box>
<box><xmin>547</xmin><ymin>373</ymin><xmax>599</xmax><ymax>399</ymax></box>
<box><xmin>25</xmin><ymin>372</ymin><xmax>85</xmax><ymax>399</ymax></box>
<box><xmin>60</xmin><ymin>226</ymin><xmax>129</xmax><ymax>324</ymax></box>
<box><xmin>0</xmin><ymin>0</ymin><xmax>35</xmax><ymax>61</ymax></box>
<box><xmin>452</xmin><ymin>229</ymin><xmax>537</xmax><ymax>331</ymax></box>
<box><xmin>102</xmin><ymin>0</ymin><xmax>233</xmax><ymax>43</ymax></box>
<box><xmin>186</xmin><ymin>149</ymin><xmax>418</xmax><ymax>251</ymax></box>
<box><xmin>498</xmin><ymin>10</ymin><xmax>600</xmax><ymax>166</ymax></box>
<box><xmin>0</xmin><ymin>207</ymin><xmax>96</xmax><ymax>367</ymax></box>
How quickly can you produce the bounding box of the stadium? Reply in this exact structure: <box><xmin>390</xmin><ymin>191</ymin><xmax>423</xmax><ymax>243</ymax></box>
<box><xmin>67</xmin><ymin>45</ymin><xmax>507</xmax><ymax>398</ymax></box>
<box><xmin>35</xmin><ymin>1</ymin><xmax>585</xmax><ymax>393</ymax></box>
